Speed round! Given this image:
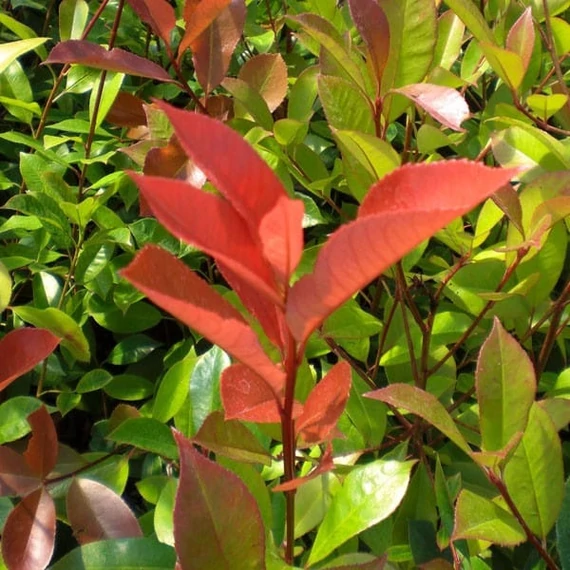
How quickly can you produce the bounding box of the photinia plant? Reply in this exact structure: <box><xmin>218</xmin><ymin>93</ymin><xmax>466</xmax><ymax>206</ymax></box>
<box><xmin>121</xmin><ymin>101</ymin><xmax>518</xmax><ymax>566</ymax></box>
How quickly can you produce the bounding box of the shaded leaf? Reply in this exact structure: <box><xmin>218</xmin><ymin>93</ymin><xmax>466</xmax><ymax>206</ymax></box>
<box><xmin>106</xmin><ymin>92</ymin><xmax>147</xmax><ymax>127</ymax></box>
<box><xmin>126</xmin><ymin>0</ymin><xmax>176</xmax><ymax>45</ymax></box>
<box><xmin>366</xmin><ymin>384</ymin><xmax>471</xmax><ymax>454</ymax></box>
<box><xmin>1</xmin><ymin>487</ymin><xmax>56</xmax><ymax>570</ymax></box>
<box><xmin>503</xmin><ymin>403</ymin><xmax>565</xmax><ymax>538</ymax></box>
<box><xmin>179</xmin><ymin>0</ymin><xmax>232</xmax><ymax>56</ymax></box>
<box><xmin>297</xmin><ymin>361</ymin><xmax>352</xmax><ymax>445</ymax></box>
<box><xmin>556</xmin><ymin>477</ymin><xmax>570</xmax><ymax>569</ymax></box>
<box><xmin>238</xmin><ymin>53</ymin><xmax>287</xmax><ymax>112</ymax></box>
<box><xmin>173</xmin><ymin>430</ymin><xmax>266</xmax><ymax>570</ymax></box>
<box><xmin>67</xmin><ymin>478</ymin><xmax>142</xmax><ymax>544</ymax></box>
<box><xmin>49</xmin><ymin>538</ymin><xmax>176</xmax><ymax>570</ymax></box>
<box><xmin>274</xmin><ymin>444</ymin><xmax>335</xmax><ymax>492</ymax></box>
<box><xmin>0</xmin><ymin>328</ymin><xmax>60</xmax><ymax>392</ymax></box>
<box><xmin>157</xmin><ymin>102</ymin><xmax>304</xmax><ymax>286</ymax></box>
<box><xmin>24</xmin><ymin>406</ymin><xmax>58</xmax><ymax>479</ymax></box>
<box><xmin>12</xmin><ymin>306</ymin><xmax>90</xmax><ymax>362</ymax></box>
<box><xmin>193</xmin><ymin>410</ymin><xmax>271</xmax><ymax>465</ymax></box>
<box><xmin>452</xmin><ymin>489</ymin><xmax>525</xmax><ymax>545</ymax></box>
<box><xmin>391</xmin><ymin>84</ymin><xmax>469</xmax><ymax>131</ymax></box>
<box><xmin>121</xmin><ymin>245</ymin><xmax>285</xmax><ymax>393</ymax></box>
<box><xmin>221</xmin><ymin>364</ymin><xmax>286</xmax><ymax>423</ymax></box>
<box><xmin>308</xmin><ymin>458</ymin><xmax>416</xmax><ymax>566</ymax></box>
<box><xmin>0</xmin><ymin>446</ymin><xmax>40</xmax><ymax>497</ymax></box>
<box><xmin>192</xmin><ymin>0</ymin><xmax>246</xmax><ymax>94</ymax></box>
<box><xmin>286</xmin><ymin>161</ymin><xmax>518</xmax><ymax>342</ymax></box>
<box><xmin>45</xmin><ymin>41</ymin><xmax>173</xmax><ymax>82</ymax></box>
<box><xmin>476</xmin><ymin>317</ymin><xmax>535</xmax><ymax>452</ymax></box>
<box><xmin>348</xmin><ymin>0</ymin><xmax>390</xmax><ymax>90</ymax></box>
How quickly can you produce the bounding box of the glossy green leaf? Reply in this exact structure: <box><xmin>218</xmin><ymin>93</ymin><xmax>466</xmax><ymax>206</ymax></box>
<box><xmin>503</xmin><ymin>403</ymin><xmax>565</xmax><ymax>538</ymax></box>
<box><xmin>49</xmin><ymin>537</ymin><xmax>176</xmax><ymax>570</ymax></box>
<box><xmin>526</xmin><ymin>93</ymin><xmax>568</xmax><ymax>121</ymax></box>
<box><xmin>0</xmin><ymin>397</ymin><xmax>43</xmax><ymax>444</ymax></box>
<box><xmin>433</xmin><ymin>11</ymin><xmax>465</xmax><ymax>70</ymax></box>
<box><xmin>107</xmin><ymin>334</ymin><xmax>159</xmax><ymax>365</ymax></box>
<box><xmin>476</xmin><ymin>318</ymin><xmax>535</xmax><ymax>452</ymax></box>
<box><xmin>556</xmin><ymin>476</ymin><xmax>570</xmax><ymax>569</ymax></box>
<box><xmin>0</xmin><ymin>261</ymin><xmax>11</xmax><ymax>313</ymax></box>
<box><xmin>481</xmin><ymin>43</ymin><xmax>525</xmax><ymax>91</ymax></box>
<box><xmin>523</xmin><ymin>0</ymin><xmax>570</xmax><ymax>21</ymax></box>
<box><xmin>154</xmin><ymin>478</ymin><xmax>176</xmax><ymax>546</ymax></box>
<box><xmin>453</xmin><ymin>489</ymin><xmax>525</xmax><ymax>545</ymax></box>
<box><xmin>90</xmin><ymin>72</ymin><xmax>124</xmax><ymax>129</ymax></box>
<box><xmin>443</xmin><ymin>0</ymin><xmax>496</xmax><ymax>44</ymax></box>
<box><xmin>308</xmin><ymin>458</ymin><xmax>415</xmax><ymax>565</ymax></box>
<box><xmin>88</xmin><ymin>298</ymin><xmax>162</xmax><ymax>334</ymax></box>
<box><xmin>107</xmin><ymin>418</ymin><xmax>178</xmax><ymax>460</ymax></box>
<box><xmin>59</xmin><ymin>0</ymin><xmax>89</xmax><ymax>41</ymax></box>
<box><xmin>222</xmin><ymin>77</ymin><xmax>273</xmax><ymax>131</ymax></box>
<box><xmin>12</xmin><ymin>306</ymin><xmax>90</xmax><ymax>362</ymax></box>
<box><xmin>103</xmin><ymin>374</ymin><xmax>154</xmax><ymax>401</ymax></box>
<box><xmin>288</xmin><ymin>65</ymin><xmax>319</xmax><ymax>122</ymax></box>
<box><xmin>550</xmin><ymin>16</ymin><xmax>570</xmax><ymax>55</ymax></box>
<box><xmin>0</xmin><ymin>38</ymin><xmax>48</xmax><ymax>75</ymax></box>
<box><xmin>319</xmin><ymin>75</ymin><xmax>375</xmax><ymax>134</ymax></box>
<box><xmin>366</xmin><ymin>384</ymin><xmax>471</xmax><ymax>454</ymax></box>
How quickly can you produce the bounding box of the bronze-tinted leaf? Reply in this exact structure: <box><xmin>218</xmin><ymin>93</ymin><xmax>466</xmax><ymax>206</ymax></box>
<box><xmin>506</xmin><ymin>7</ymin><xmax>534</xmax><ymax>72</ymax></box>
<box><xmin>45</xmin><ymin>41</ymin><xmax>173</xmax><ymax>82</ymax></box>
<box><xmin>0</xmin><ymin>447</ymin><xmax>40</xmax><ymax>497</ymax></box>
<box><xmin>106</xmin><ymin>92</ymin><xmax>147</xmax><ymax>128</ymax></box>
<box><xmin>67</xmin><ymin>478</ymin><xmax>143</xmax><ymax>544</ymax></box>
<box><xmin>173</xmin><ymin>430</ymin><xmax>266</xmax><ymax>570</ymax></box>
<box><xmin>24</xmin><ymin>406</ymin><xmax>58</xmax><ymax>479</ymax></box>
<box><xmin>1</xmin><ymin>487</ymin><xmax>56</xmax><ymax>570</ymax></box>
<box><xmin>238</xmin><ymin>54</ymin><xmax>288</xmax><ymax>112</ymax></box>
<box><xmin>126</xmin><ymin>0</ymin><xmax>176</xmax><ymax>45</ymax></box>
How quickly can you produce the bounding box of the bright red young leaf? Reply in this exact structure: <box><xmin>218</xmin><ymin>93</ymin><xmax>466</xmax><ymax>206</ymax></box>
<box><xmin>1</xmin><ymin>487</ymin><xmax>56</xmax><ymax>570</ymax></box>
<box><xmin>44</xmin><ymin>41</ymin><xmax>173</xmax><ymax>82</ymax></box>
<box><xmin>191</xmin><ymin>0</ymin><xmax>246</xmax><ymax>93</ymax></box>
<box><xmin>67</xmin><ymin>478</ymin><xmax>143</xmax><ymax>544</ymax></box>
<box><xmin>129</xmin><ymin>173</ymin><xmax>281</xmax><ymax>304</ymax></box>
<box><xmin>0</xmin><ymin>447</ymin><xmax>40</xmax><ymax>497</ymax></box>
<box><xmin>173</xmin><ymin>430</ymin><xmax>266</xmax><ymax>570</ymax></box>
<box><xmin>506</xmin><ymin>7</ymin><xmax>535</xmax><ymax>72</ymax></box>
<box><xmin>121</xmin><ymin>245</ymin><xmax>285</xmax><ymax>393</ymax></box>
<box><xmin>126</xmin><ymin>0</ymin><xmax>176</xmax><ymax>46</ymax></box>
<box><xmin>286</xmin><ymin>161</ymin><xmax>518</xmax><ymax>342</ymax></box>
<box><xmin>221</xmin><ymin>364</ymin><xmax>285</xmax><ymax>423</ymax></box>
<box><xmin>348</xmin><ymin>0</ymin><xmax>390</xmax><ymax>91</ymax></box>
<box><xmin>392</xmin><ymin>84</ymin><xmax>469</xmax><ymax>131</ymax></box>
<box><xmin>296</xmin><ymin>361</ymin><xmax>352</xmax><ymax>445</ymax></box>
<box><xmin>179</xmin><ymin>0</ymin><xmax>232</xmax><ymax>57</ymax></box>
<box><xmin>156</xmin><ymin>102</ymin><xmax>304</xmax><ymax>286</ymax></box>
<box><xmin>24</xmin><ymin>406</ymin><xmax>58</xmax><ymax>479</ymax></box>
<box><xmin>0</xmin><ymin>328</ymin><xmax>60</xmax><ymax>392</ymax></box>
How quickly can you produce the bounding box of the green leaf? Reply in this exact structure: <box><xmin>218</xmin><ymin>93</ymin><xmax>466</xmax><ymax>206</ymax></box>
<box><xmin>288</xmin><ymin>65</ymin><xmax>319</xmax><ymax>122</ymax></box>
<box><xmin>49</xmin><ymin>537</ymin><xmax>176</xmax><ymax>570</ymax></box>
<box><xmin>0</xmin><ymin>261</ymin><xmax>11</xmax><ymax>312</ymax></box>
<box><xmin>273</xmin><ymin>119</ymin><xmax>308</xmax><ymax>147</ymax></box>
<box><xmin>443</xmin><ymin>0</ymin><xmax>496</xmax><ymax>45</ymax></box>
<box><xmin>550</xmin><ymin>16</ymin><xmax>570</xmax><ymax>55</ymax></box>
<box><xmin>154</xmin><ymin>478</ymin><xmax>176</xmax><ymax>546</ymax></box>
<box><xmin>523</xmin><ymin>0</ymin><xmax>570</xmax><ymax>21</ymax></box>
<box><xmin>452</xmin><ymin>489</ymin><xmax>525</xmax><ymax>545</ymax></box>
<box><xmin>480</xmin><ymin>43</ymin><xmax>525</xmax><ymax>91</ymax></box>
<box><xmin>103</xmin><ymin>374</ymin><xmax>154</xmax><ymax>401</ymax></box>
<box><xmin>153</xmin><ymin>355</ymin><xmax>198</xmax><ymax>423</ymax></box>
<box><xmin>107</xmin><ymin>418</ymin><xmax>178</xmax><ymax>460</ymax></box>
<box><xmin>503</xmin><ymin>403</ymin><xmax>565</xmax><ymax>538</ymax></box>
<box><xmin>0</xmin><ymin>38</ymin><xmax>49</xmax><ymax>75</ymax></box>
<box><xmin>222</xmin><ymin>77</ymin><xmax>273</xmax><ymax>131</ymax></box>
<box><xmin>476</xmin><ymin>318</ymin><xmax>535</xmax><ymax>452</ymax></box>
<box><xmin>12</xmin><ymin>306</ymin><xmax>90</xmax><ymax>362</ymax></box>
<box><xmin>107</xmin><ymin>334</ymin><xmax>160</xmax><ymax>365</ymax></box>
<box><xmin>90</xmin><ymin>72</ymin><xmax>124</xmax><ymax>129</ymax></box>
<box><xmin>59</xmin><ymin>0</ymin><xmax>89</xmax><ymax>41</ymax></box>
<box><xmin>0</xmin><ymin>397</ymin><xmax>43</xmax><ymax>444</ymax></box>
<box><xmin>318</xmin><ymin>75</ymin><xmax>375</xmax><ymax>134</ymax></box>
<box><xmin>366</xmin><ymin>384</ymin><xmax>471</xmax><ymax>454</ymax></box>
<box><xmin>556</xmin><ymin>477</ymin><xmax>570</xmax><ymax>569</ymax></box>
<box><xmin>308</xmin><ymin>459</ymin><xmax>416</xmax><ymax>565</ymax></box>
<box><xmin>526</xmin><ymin>93</ymin><xmax>569</xmax><ymax>121</ymax></box>
<box><xmin>432</xmin><ymin>11</ymin><xmax>465</xmax><ymax>70</ymax></box>
<box><xmin>88</xmin><ymin>298</ymin><xmax>162</xmax><ymax>334</ymax></box>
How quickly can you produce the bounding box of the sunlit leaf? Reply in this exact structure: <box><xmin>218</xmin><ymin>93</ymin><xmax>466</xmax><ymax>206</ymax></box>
<box><xmin>0</xmin><ymin>446</ymin><xmax>40</xmax><ymax>497</ymax></box>
<box><xmin>238</xmin><ymin>53</ymin><xmax>287</xmax><ymax>112</ymax></box>
<box><xmin>126</xmin><ymin>0</ymin><xmax>176</xmax><ymax>45</ymax></box>
<box><xmin>0</xmin><ymin>38</ymin><xmax>49</xmax><ymax>75</ymax></box>
<box><xmin>506</xmin><ymin>7</ymin><xmax>535</xmax><ymax>72</ymax></box>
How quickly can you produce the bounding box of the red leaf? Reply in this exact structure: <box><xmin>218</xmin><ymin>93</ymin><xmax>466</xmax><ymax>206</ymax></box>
<box><xmin>126</xmin><ymin>0</ymin><xmax>176</xmax><ymax>46</ymax></box>
<box><xmin>392</xmin><ymin>84</ymin><xmax>469</xmax><ymax>131</ymax></box>
<box><xmin>0</xmin><ymin>328</ymin><xmax>60</xmax><ymax>392</ymax></box>
<box><xmin>173</xmin><ymin>431</ymin><xmax>266</xmax><ymax>570</ymax></box>
<box><xmin>238</xmin><ymin>54</ymin><xmax>288</xmax><ymax>112</ymax></box>
<box><xmin>106</xmin><ymin>92</ymin><xmax>147</xmax><ymax>127</ymax></box>
<box><xmin>221</xmin><ymin>364</ymin><xmax>284</xmax><ymax>423</ymax></box>
<box><xmin>296</xmin><ymin>361</ymin><xmax>352</xmax><ymax>445</ymax></box>
<box><xmin>129</xmin><ymin>173</ymin><xmax>281</xmax><ymax>304</ymax></box>
<box><xmin>0</xmin><ymin>447</ymin><xmax>40</xmax><ymax>497</ymax></box>
<box><xmin>157</xmin><ymin>102</ymin><xmax>304</xmax><ymax>285</ymax></box>
<box><xmin>67</xmin><ymin>478</ymin><xmax>143</xmax><ymax>544</ymax></box>
<box><xmin>192</xmin><ymin>0</ymin><xmax>246</xmax><ymax>93</ymax></box>
<box><xmin>179</xmin><ymin>0</ymin><xmax>232</xmax><ymax>57</ymax></box>
<box><xmin>24</xmin><ymin>406</ymin><xmax>58</xmax><ymax>479</ymax></box>
<box><xmin>121</xmin><ymin>245</ymin><xmax>285</xmax><ymax>393</ymax></box>
<box><xmin>506</xmin><ymin>7</ymin><xmax>534</xmax><ymax>72</ymax></box>
<box><xmin>1</xmin><ymin>487</ymin><xmax>56</xmax><ymax>570</ymax></box>
<box><xmin>44</xmin><ymin>41</ymin><xmax>173</xmax><ymax>82</ymax></box>
<box><xmin>286</xmin><ymin>161</ymin><xmax>519</xmax><ymax>342</ymax></box>
<box><xmin>273</xmin><ymin>443</ymin><xmax>335</xmax><ymax>492</ymax></box>
<box><xmin>348</xmin><ymin>0</ymin><xmax>390</xmax><ymax>91</ymax></box>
